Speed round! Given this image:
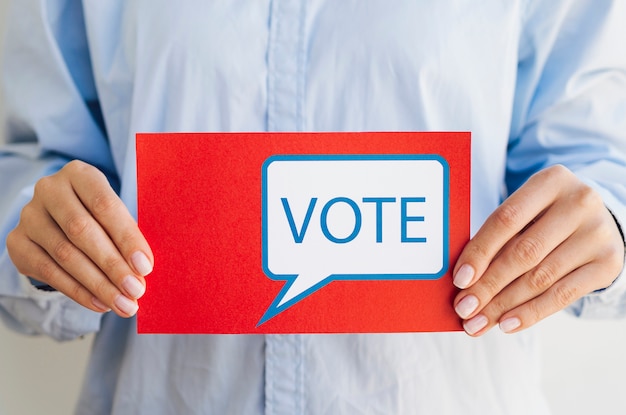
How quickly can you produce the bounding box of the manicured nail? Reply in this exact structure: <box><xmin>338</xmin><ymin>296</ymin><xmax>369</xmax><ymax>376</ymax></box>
<box><xmin>499</xmin><ymin>317</ymin><xmax>521</xmax><ymax>333</ymax></box>
<box><xmin>131</xmin><ymin>251</ymin><xmax>153</xmax><ymax>276</ymax></box>
<box><xmin>122</xmin><ymin>275</ymin><xmax>145</xmax><ymax>299</ymax></box>
<box><xmin>115</xmin><ymin>294</ymin><xmax>139</xmax><ymax>316</ymax></box>
<box><xmin>91</xmin><ymin>297</ymin><xmax>111</xmax><ymax>312</ymax></box>
<box><xmin>453</xmin><ymin>264</ymin><xmax>475</xmax><ymax>289</ymax></box>
<box><xmin>464</xmin><ymin>315</ymin><xmax>488</xmax><ymax>335</ymax></box>
<box><xmin>455</xmin><ymin>295</ymin><xmax>479</xmax><ymax>319</ymax></box>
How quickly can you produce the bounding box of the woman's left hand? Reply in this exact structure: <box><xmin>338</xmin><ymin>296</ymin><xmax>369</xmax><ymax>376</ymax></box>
<box><xmin>453</xmin><ymin>165</ymin><xmax>625</xmax><ymax>336</ymax></box>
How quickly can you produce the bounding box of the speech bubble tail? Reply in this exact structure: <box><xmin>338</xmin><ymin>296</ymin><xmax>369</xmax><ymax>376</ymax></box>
<box><xmin>256</xmin><ymin>307</ymin><xmax>279</xmax><ymax>327</ymax></box>
<box><xmin>257</xmin><ymin>274</ymin><xmax>332</xmax><ymax>327</ymax></box>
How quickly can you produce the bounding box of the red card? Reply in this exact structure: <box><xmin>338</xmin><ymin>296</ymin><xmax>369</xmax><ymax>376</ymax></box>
<box><xmin>136</xmin><ymin>132</ymin><xmax>470</xmax><ymax>333</ymax></box>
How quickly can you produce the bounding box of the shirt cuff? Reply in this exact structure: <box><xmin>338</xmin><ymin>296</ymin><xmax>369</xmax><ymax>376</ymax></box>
<box><xmin>0</xmin><ymin>251</ymin><xmax>102</xmax><ymax>341</ymax></box>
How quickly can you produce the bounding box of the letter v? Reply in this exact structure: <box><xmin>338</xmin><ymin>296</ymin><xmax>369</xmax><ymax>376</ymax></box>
<box><xmin>281</xmin><ymin>197</ymin><xmax>317</xmax><ymax>243</ymax></box>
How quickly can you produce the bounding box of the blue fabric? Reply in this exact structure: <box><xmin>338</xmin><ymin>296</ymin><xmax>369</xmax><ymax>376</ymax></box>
<box><xmin>1</xmin><ymin>1</ymin><xmax>626</xmax><ymax>413</ymax></box>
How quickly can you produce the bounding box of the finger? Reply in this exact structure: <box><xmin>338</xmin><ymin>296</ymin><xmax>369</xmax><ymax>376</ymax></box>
<box><xmin>23</xmin><ymin>207</ymin><xmax>140</xmax><ymax>317</ymax></box>
<box><xmin>452</xmin><ymin>166</ymin><xmax>573</xmax><ymax>289</ymax></box>
<box><xmin>454</xmin><ymin>196</ymin><xmax>581</xmax><ymax>321</ymax></box>
<box><xmin>67</xmin><ymin>161</ymin><xmax>153</xmax><ymax>276</ymax></box>
<box><xmin>498</xmin><ymin>262</ymin><xmax>606</xmax><ymax>334</ymax></box>
<box><xmin>37</xmin><ymin>171</ymin><xmax>147</xmax><ymax>299</ymax></box>
<box><xmin>6</xmin><ymin>230</ymin><xmax>110</xmax><ymax>314</ymax></box>
<box><xmin>461</xmin><ymin>229</ymin><xmax>593</xmax><ymax>336</ymax></box>
<box><xmin>490</xmin><ymin>218</ymin><xmax>616</xmax><ymax>316</ymax></box>
<box><xmin>462</xmin><ymin>211</ymin><xmax>622</xmax><ymax>337</ymax></box>
<box><xmin>497</xmin><ymin>211</ymin><xmax>624</xmax><ymax>334</ymax></box>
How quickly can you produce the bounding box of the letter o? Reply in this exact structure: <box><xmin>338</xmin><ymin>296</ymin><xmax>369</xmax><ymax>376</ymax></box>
<box><xmin>320</xmin><ymin>197</ymin><xmax>362</xmax><ymax>243</ymax></box>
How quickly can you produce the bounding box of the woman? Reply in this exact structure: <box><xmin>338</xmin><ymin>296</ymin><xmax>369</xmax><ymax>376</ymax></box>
<box><xmin>1</xmin><ymin>1</ymin><xmax>625</xmax><ymax>413</ymax></box>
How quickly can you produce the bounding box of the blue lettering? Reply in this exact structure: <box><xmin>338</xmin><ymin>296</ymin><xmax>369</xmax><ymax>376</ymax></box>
<box><xmin>320</xmin><ymin>197</ymin><xmax>362</xmax><ymax>244</ymax></box>
<box><xmin>280</xmin><ymin>196</ymin><xmax>427</xmax><ymax>244</ymax></box>
<box><xmin>281</xmin><ymin>197</ymin><xmax>317</xmax><ymax>243</ymax></box>
<box><xmin>401</xmin><ymin>197</ymin><xmax>427</xmax><ymax>243</ymax></box>
<box><xmin>362</xmin><ymin>197</ymin><xmax>396</xmax><ymax>243</ymax></box>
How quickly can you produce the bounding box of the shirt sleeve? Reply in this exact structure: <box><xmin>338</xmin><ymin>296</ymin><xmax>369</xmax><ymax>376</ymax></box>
<box><xmin>507</xmin><ymin>0</ymin><xmax>626</xmax><ymax>318</ymax></box>
<box><xmin>0</xmin><ymin>0</ymin><xmax>117</xmax><ymax>340</ymax></box>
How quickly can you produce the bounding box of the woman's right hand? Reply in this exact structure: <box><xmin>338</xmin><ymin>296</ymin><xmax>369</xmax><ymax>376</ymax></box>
<box><xmin>6</xmin><ymin>160</ymin><xmax>153</xmax><ymax>318</ymax></box>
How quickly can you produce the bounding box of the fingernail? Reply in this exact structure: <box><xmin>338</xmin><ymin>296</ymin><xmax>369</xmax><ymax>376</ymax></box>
<box><xmin>115</xmin><ymin>294</ymin><xmax>139</xmax><ymax>316</ymax></box>
<box><xmin>464</xmin><ymin>315</ymin><xmax>488</xmax><ymax>335</ymax></box>
<box><xmin>499</xmin><ymin>317</ymin><xmax>521</xmax><ymax>333</ymax></box>
<box><xmin>122</xmin><ymin>275</ymin><xmax>145</xmax><ymax>299</ymax></box>
<box><xmin>453</xmin><ymin>264</ymin><xmax>475</xmax><ymax>289</ymax></box>
<box><xmin>131</xmin><ymin>251</ymin><xmax>153</xmax><ymax>276</ymax></box>
<box><xmin>455</xmin><ymin>295</ymin><xmax>479</xmax><ymax>319</ymax></box>
<box><xmin>91</xmin><ymin>297</ymin><xmax>111</xmax><ymax>312</ymax></box>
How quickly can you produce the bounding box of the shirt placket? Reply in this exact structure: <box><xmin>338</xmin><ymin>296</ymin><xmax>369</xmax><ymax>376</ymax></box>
<box><xmin>264</xmin><ymin>0</ymin><xmax>308</xmax><ymax>414</ymax></box>
<box><xmin>266</xmin><ymin>0</ymin><xmax>307</xmax><ymax>133</ymax></box>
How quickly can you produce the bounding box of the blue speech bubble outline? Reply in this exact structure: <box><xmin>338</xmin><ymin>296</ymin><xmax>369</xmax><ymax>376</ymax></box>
<box><xmin>258</xmin><ymin>154</ymin><xmax>450</xmax><ymax>326</ymax></box>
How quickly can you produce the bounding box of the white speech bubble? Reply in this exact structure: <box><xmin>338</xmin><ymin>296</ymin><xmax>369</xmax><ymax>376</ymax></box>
<box><xmin>259</xmin><ymin>155</ymin><xmax>449</xmax><ymax>325</ymax></box>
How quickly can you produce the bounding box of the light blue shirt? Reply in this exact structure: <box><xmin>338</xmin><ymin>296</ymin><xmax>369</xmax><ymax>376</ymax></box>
<box><xmin>1</xmin><ymin>1</ymin><xmax>626</xmax><ymax>414</ymax></box>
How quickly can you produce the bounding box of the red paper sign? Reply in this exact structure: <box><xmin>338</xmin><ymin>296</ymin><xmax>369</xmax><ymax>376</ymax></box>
<box><xmin>136</xmin><ymin>132</ymin><xmax>470</xmax><ymax>333</ymax></box>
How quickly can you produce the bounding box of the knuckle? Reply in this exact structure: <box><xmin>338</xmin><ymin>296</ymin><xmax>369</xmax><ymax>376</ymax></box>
<box><xmin>479</xmin><ymin>275</ymin><xmax>502</xmax><ymax>298</ymax></box>
<box><xmin>67</xmin><ymin>281</ymin><xmax>85</xmax><ymax>303</ymax></box>
<box><xmin>90</xmin><ymin>191</ymin><xmax>120</xmax><ymax>217</ymax></box>
<box><xmin>465</xmin><ymin>241</ymin><xmax>490</xmax><ymax>262</ymax></box>
<box><xmin>5</xmin><ymin>229</ymin><xmax>19</xmax><ymax>252</ymax></box>
<box><xmin>608</xmin><ymin>246</ymin><xmax>625</xmax><ymax>272</ymax></box>
<box><xmin>52</xmin><ymin>239</ymin><xmax>76</xmax><ymax>263</ymax></box>
<box><xmin>573</xmin><ymin>185</ymin><xmax>602</xmax><ymax>211</ymax></box>
<box><xmin>65</xmin><ymin>214</ymin><xmax>91</xmax><ymax>240</ymax></box>
<box><xmin>525</xmin><ymin>300</ymin><xmax>543</xmax><ymax>324</ymax></box>
<box><xmin>35</xmin><ymin>259</ymin><xmax>58</xmax><ymax>284</ymax></box>
<box><xmin>485</xmin><ymin>297</ymin><xmax>508</xmax><ymax>319</ymax></box>
<box><xmin>117</xmin><ymin>228</ymin><xmax>139</xmax><ymax>251</ymax></box>
<box><xmin>101</xmin><ymin>254</ymin><xmax>125</xmax><ymax>276</ymax></box>
<box><xmin>64</xmin><ymin>159</ymin><xmax>89</xmax><ymax>174</ymax></box>
<box><xmin>90</xmin><ymin>276</ymin><xmax>111</xmax><ymax>298</ymax></box>
<box><xmin>493</xmin><ymin>203</ymin><xmax>523</xmax><ymax>231</ymax></box>
<box><xmin>536</xmin><ymin>164</ymin><xmax>570</xmax><ymax>186</ymax></box>
<box><xmin>601</xmin><ymin>236</ymin><xmax>625</xmax><ymax>265</ymax></box>
<box><xmin>527</xmin><ymin>264</ymin><xmax>557</xmax><ymax>293</ymax></box>
<box><xmin>511</xmin><ymin>236</ymin><xmax>544</xmax><ymax>267</ymax></box>
<box><xmin>546</xmin><ymin>164</ymin><xmax>569</xmax><ymax>179</ymax></box>
<box><xmin>64</xmin><ymin>159</ymin><xmax>105</xmax><ymax>182</ymax></box>
<box><xmin>19</xmin><ymin>203</ymin><xmax>36</xmax><ymax>222</ymax></box>
<box><xmin>553</xmin><ymin>284</ymin><xmax>579</xmax><ymax>309</ymax></box>
<box><xmin>33</xmin><ymin>176</ymin><xmax>55</xmax><ymax>198</ymax></box>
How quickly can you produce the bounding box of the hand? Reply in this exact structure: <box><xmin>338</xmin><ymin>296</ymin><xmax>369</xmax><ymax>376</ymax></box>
<box><xmin>452</xmin><ymin>165</ymin><xmax>625</xmax><ymax>336</ymax></box>
<box><xmin>6</xmin><ymin>160</ymin><xmax>153</xmax><ymax>318</ymax></box>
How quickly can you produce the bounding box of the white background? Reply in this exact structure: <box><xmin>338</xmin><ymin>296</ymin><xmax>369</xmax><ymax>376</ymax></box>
<box><xmin>1</xmin><ymin>1</ymin><xmax>626</xmax><ymax>414</ymax></box>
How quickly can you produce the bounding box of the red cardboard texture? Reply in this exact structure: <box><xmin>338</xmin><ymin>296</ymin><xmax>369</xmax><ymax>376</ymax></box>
<box><xmin>136</xmin><ymin>132</ymin><xmax>470</xmax><ymax>333</ymax></box>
